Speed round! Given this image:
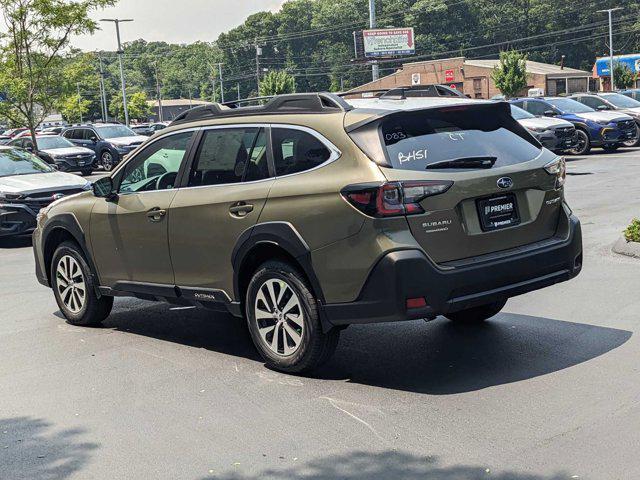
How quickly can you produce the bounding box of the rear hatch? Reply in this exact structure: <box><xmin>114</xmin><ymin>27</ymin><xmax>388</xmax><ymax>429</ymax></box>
<box><xmin>346</xmin><ymin>101</ymin><xmax>564</xmax><ymax>264</ymax></box>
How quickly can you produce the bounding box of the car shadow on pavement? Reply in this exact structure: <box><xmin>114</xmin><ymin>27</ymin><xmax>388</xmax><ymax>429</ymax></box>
<box><xmin>0</xmin><ymin>416</ymin><xmax>98</xmax><ymax>480</ymax></box>
<box><xmin>314</xmin><ymin>313</ymin><xmax>631</xmax><ymax>395</ymax></box>
<box><xmin>99</xmin><ymin>302</ymin><xmax>630</xmax><ymax>395</ymax></box>
<box><xmin>0</xmin><ymin>234</ymin><xmax>32</xmax><ymax>249</ymax></box>
<box><xmin>102</xmin><ymin>299</ymin><xmax>263</xmax><ymax>362</ymax></box>
<box><xmin>204</xmin><ymin>450</ymin><xmax>573</xmax><ymax>480</ymax></box>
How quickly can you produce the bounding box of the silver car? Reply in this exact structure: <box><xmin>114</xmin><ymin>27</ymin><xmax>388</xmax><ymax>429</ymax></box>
<box><xmin>0</xmin><ymin>146</ymin><xmax>91</xmax><ymax>237</ymax></box>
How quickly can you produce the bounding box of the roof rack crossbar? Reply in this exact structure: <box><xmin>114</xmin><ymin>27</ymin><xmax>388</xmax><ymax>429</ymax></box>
<box><xmin>170</xmin><ymin>92</ymin><xmax>352</xmax><ymax>125</ymax></box>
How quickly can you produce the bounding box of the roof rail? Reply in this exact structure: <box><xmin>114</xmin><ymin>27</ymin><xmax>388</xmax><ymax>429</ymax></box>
<box><xmin>170</xmin><ymin>92</ymin><xmax>352</xmax><ymax>125</ymax></box>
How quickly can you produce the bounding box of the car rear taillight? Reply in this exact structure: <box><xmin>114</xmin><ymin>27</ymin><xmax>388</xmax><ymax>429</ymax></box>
<box><xmin>544</xmin><ymin>157</ymin><xmax>566</xmax><ymax>189</ymax></box>
<box><xmin>341</xmin><ymin>180</ymin><xmax>453</xmax><ymax>217</ymax></box>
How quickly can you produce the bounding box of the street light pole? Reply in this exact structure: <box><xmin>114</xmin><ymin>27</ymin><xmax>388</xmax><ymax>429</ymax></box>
<box><xmin>76</xmin><ymin>83</ymin><xmax>83</xmax><ymax>123</ymax></box>
<box><xmin>597</xmin><ymin>7</ymin><xmax>622</xmax><ymax>91</ymax></box>
<box><xmin>368</xmin><ymin>0</ymin><xmax>379</xmax><ymax>81</ymax></box>
<box><xmin>217</xmin><ymin>63</ymin><xmax>225</xmax><ymax>103</ymax></box>
<box><xmin>97</xmin><ymin>54</ymin><xmax>108</xmax><ymax>122</ymax></box>
<box><xmin>154</xmin><ymin>62</ymin><xmax>163</xmax><ymax>122</ymax></box>
<box><xmin>101</xmin><ymin>18</ymin><xmax>133</xmax><ymax>125</ymax></box>
<box><xmin>255</xmin><ymin>41</ymin><xmax>262</xmax><ymax>94</ymax></box>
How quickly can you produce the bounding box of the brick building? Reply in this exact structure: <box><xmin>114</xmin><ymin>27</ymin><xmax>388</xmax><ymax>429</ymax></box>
<box><xmin>347</xmin><ymin>56</ymin><xmax>594</xmax><ymax>99</ymax></box>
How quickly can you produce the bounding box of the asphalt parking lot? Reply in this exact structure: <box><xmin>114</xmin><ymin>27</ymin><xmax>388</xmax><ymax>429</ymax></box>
<box><xmin>1</xmin><ymin>149</ymin><xmax>639</xmax><ymax>480</ymax></box>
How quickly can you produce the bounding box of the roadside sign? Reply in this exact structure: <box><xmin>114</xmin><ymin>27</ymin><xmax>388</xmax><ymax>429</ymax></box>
<box><xmin>445</xmin><ymin>69</ymin><xmax>455</xmax><ymax>82</ymax></box>
<box><xmin>363</xmin><ymin>28</ymin><xmax>415</xmax><ymax>58</ymax></box>
<box><xmin>449</xmin><ymin>84</ymin><xmax>457</xmax><ymax>89</ymax></box>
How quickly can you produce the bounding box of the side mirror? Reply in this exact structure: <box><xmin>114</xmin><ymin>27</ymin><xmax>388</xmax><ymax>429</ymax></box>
<box><xmin>92</xmin><ymin>176</ymin><xmax>117</xmax><ymax>201</ymax></box>
<box><xmin>89</xmin><ymin>136</ymin><xmax>98</xmax><ymax>143</ymax></box>
<box><xmin>543</xmin><ymin>110</ymin><xmax>556</xmax><ymax>117</ymax></box>
<box><xmin>25</xmin><ymin>146</ymin><xmax>34</xmax><ymax>152</ymax></box>
<box><xmin>597</xmin><ymin>105</ymin><xmax>610</xmax><ymax>111</ymax></box>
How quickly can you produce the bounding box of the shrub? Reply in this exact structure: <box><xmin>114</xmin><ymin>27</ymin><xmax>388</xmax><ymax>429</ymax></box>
<box><xmin>623</xmin><ymin>218</ymin><xmax>640</xmax><ymax>243</ymax></box>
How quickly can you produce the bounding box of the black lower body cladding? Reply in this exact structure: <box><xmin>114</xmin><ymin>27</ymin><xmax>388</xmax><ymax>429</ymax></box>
<box><xmin>323</xmin><ymin>213</ymin><xmax>582</xmax><ymax>326</ymax></box>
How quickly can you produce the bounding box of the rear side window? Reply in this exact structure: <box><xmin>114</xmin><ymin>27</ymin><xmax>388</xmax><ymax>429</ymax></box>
<box><xmin>271</xmin><ymin>128</ymin><xmax>332</xmax><ymax>176</ymax></box>
<box><xmin>353</xmin><ymin>104</ymin><xmax>541</xmax><ymax>171</ymax></box>
<box><xmin>188</xmin><ymin>127</ymin><xmax>269</xmax><ymax>186</ymax></box>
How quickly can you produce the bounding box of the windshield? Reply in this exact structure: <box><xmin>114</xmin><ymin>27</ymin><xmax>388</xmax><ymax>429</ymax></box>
<box><xmin>95</xmin><ymin>125</ymin><xmax>136</xmax><ymax>139</ymax></box>
<box><xmin>601</xmin><ymin>93</ymin><xmax>640</xmax><ymax>108</ymax></box>
<box><xmin>0</xmin><ymin>148</ymin><xmax>54</xmax><ymax>177</ymax></box>
<box><xmin>36</xmin><ymin>136</ymin><xmax>75</xmax><ymax>150</ymax></box>
<box><xmin>369</xmin><ymin>107</ymin><xmax>541</xmax><ymax>171</ymax></box>
<box><xmin>547</xmin><ymin>98</ymin><xmax>594</xmax><ymax>114</ymax></box>
<box><xmin>510</xmin><ymin>104</ymin><xmax>535</xmax><ymax>120</ymax></box>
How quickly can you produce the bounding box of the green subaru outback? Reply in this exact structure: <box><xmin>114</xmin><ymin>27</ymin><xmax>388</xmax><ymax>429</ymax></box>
<box><xmin>33</xmin><ymin>93</ymin><xmax>582</xmax><ymax>373</ymax></box>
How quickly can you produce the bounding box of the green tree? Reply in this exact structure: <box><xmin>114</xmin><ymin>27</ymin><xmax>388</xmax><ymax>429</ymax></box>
<box><xmin>59</xmin><ymin>94</ymin><xmax>91</xmax><ymax>123</ymax></box>
<box><xmin>0</xmin><ymin>0</ymin><xmax>115</xmax><ymax>148</ymax></box>
<box><xmin>259</xmin><ymin>70</ymin><xmax>296</xmax><ymax>97</ymax></box>
<box><xmin>491</xmin><ymin>50</ymin><xmax>529</xmax><ymax>98</ymax></box>
<box><xmin>109</xmin><ymin>91</ymin><xmax>151</xmax><ymax>122</ymax></box>
<box><xmin>613</xmin><ymin>62</ymin><xmax>635</xmax><ymax>90</ymax></box>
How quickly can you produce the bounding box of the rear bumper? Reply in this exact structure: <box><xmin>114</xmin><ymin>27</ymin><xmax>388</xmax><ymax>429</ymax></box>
<box><xmin>323</xmin><ymin>213</ymin><xmax>582</xmax><ymax>326</ymax></box>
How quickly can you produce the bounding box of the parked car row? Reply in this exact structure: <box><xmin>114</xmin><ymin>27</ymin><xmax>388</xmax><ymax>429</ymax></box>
<box><xmin>510</xmin><ymin>93</ymin><xmax>640</xmax><ymax>155</ymax></box>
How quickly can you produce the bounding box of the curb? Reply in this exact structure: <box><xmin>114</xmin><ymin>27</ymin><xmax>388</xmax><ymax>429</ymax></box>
<box><xmin>612</xmin><ymin>236</ymin><xmax>640</xmax><ymax>259</ymax></box>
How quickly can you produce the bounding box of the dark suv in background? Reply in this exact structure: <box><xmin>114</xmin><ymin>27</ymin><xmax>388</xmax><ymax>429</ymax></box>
<box><xmin>62</xmin><ymin>123</ymin><xmax>145</xmax><ymax>172</ymax></box>
<box><xmin>511</xmin><ymin>97</ymin><xmax>636</xmax><ymax>155</ymax></box>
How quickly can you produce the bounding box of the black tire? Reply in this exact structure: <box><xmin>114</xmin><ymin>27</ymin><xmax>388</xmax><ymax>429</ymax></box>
<box><xmin>100</xmin><ymin>150</ymin><xmax>116</xmax><ymax>172</ymax></box>
<box><xmin>445</xmin><ymin>299</ymin><xmax>507</xmax><ymax>323</ymax></box>
<box><xmin>569</xmin><ymin>129</ymin><xmax>591</xmax><ymax>155</ymax></box>
<box><xmin>622</xmin><ymin>125</ymin><xmax>640</xmax><ymax>147</ymax></box>
<box><xmin>245</xmin><ymin>260</ymin><xmax>339</xmax><ymax>373</ymax></box>
<box><xmin>602</xmin><ymin>144</ymin><xmax>620</xmax><ymax>152</ymax></box>
<box><xmin>80</xmin><ymin>168</ymin><xmax>93</xmax><ymax>176</ymax></box>
<box><xmin>51</xmin><ymin>241</ymin><xmax>113</xmax><ymax>326</ymax></box>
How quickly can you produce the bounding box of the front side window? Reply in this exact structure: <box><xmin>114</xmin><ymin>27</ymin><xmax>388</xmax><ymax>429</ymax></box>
<box><xmin>525</xmin><ymin>101</ymin><xmax>552</xmax><ymax>117</ymax></box>
<box><xmin>271</xmin><ymin>128</ymin><xmax>332</xmax><ymax>176</ymax></box>
<box><xmin>119</xmin><ymin>132</ymin><xmax>193</xmax><ymax>193</ymax></box>
<box><xmin>188</xmin><ymin>127</ymin><xmax>269</xmax><ymax>187</ymax></box>
<box><xmin>577</xmin><ymin>96</ymin><xmax>606</xmax><ymax>109</ymax></box>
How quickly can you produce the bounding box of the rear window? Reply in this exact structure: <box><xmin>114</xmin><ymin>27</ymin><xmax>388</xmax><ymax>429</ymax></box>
<box><xmin>369</xmin><ymin>106</ymin><xmax>541</xmax><ymax>170</ymax></box>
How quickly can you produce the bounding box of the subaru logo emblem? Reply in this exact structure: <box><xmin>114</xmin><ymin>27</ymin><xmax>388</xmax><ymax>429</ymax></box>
<box><xmin>497</xmin><ymin>177</ymin><xmax>513</xmax><ymax>189</ymax></box>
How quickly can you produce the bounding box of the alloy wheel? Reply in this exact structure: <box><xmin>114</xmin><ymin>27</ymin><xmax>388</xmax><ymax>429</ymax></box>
<box><xmin>570</xmin><ymin>131</ymin><xmax>588</xmax><ymax>155</ymax></box>
<box><xmin>254</xmin><ymin>278</ymin><xmax>304</xmax><ymax>357</ymax></box>
<box><xmin>56</xmin><ymin>255</ymin><xmax>86</xmax><ymax>314</ymax></box>
<box><xmin>101</xmin><ymin>152</ymin><xmax>114</xmax><ymax>171</ymax></box>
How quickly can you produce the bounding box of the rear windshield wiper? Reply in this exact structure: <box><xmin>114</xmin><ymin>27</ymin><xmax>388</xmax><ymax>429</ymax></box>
<box><xmin>426</xmin><ymin>156</ymin><xmax>497</xmax><ymax>170</ymax></box>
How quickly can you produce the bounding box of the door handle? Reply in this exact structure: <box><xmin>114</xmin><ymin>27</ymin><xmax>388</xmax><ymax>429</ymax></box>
<box><xmin>229</xmin><ymin>202</ymin><xmax>254</xmax><ymax>217</ymax></box>
<box><xmin>146</xmin><ymin>207</ymin><xmax>167</xmax><ymax>222</ymax></box>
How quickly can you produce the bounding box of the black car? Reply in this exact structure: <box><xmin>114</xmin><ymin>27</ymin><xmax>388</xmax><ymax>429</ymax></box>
<box><xmin>8</xmin><ymin>135</ymin><xmax>96</xmax><ymax>175</ymax></box>
<box><xmin>62</xmin><ymin>123</ymin><xmax>145</xmax><ymax>172</ymax></box>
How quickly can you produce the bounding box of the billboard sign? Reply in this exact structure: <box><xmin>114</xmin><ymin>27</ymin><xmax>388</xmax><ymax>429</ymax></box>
<box><xmin>595</xmin><ymin>54</ymin><xmax>640</xmax><ymax>76</ymax></box>
<box><xmin>363</xmin><ymin>28</ymin><xmax>415</xmax><ymax>58</ymax></box>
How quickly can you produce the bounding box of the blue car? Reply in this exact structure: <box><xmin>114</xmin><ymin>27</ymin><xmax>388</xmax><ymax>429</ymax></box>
<box><xmin>510</xmin><ymin>97</ymin><xmax>636</xmax><ymax>155</ymax></box>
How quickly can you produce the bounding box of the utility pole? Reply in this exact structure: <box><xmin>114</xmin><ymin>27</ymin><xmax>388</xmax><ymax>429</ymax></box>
<box><xmin>76</xmin><ymin>83</ymin><xmax>83</xmax><ymax>123</ymax></box>
<box><xmin>237</xmin><ymin>83</ymin><xmax>241</xmax><ymax>101</ymax></box>
<box><xmin>101</xmin><ymin>18</ymin><xmax>133</xmax><ymax>126</ymax></box>
<box><xmin>211</xmin><ymin>77</ymin><xmax>217</xmax><ymax>103</ymax></box>
<box><xmin>98</xmin><ymin>54</ymin><xmax>108</xmax><ymax>122</ymax></box>
<box><xmin>255</xmin><ymin>41</ymin><xmax>262</xmax><ymax>94</ymax></box>
<box><xmin>153</xmin><ymin>62</ymin><xmax>163</xmax><ymax>122</ymax></box>
<box><xmin>597</xmin><ymin>7</ymin><xmax>622</xmax><ymax>91</ymax></box>
<box><xmin>217</xmin><ymin>63</ymin><xmax>225</xmax><ymax>103</ymax></box>
<box><xmin>368</xmin><ymin>0</ymin><xmax>379</xmax><ymax>81</ymax></box>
